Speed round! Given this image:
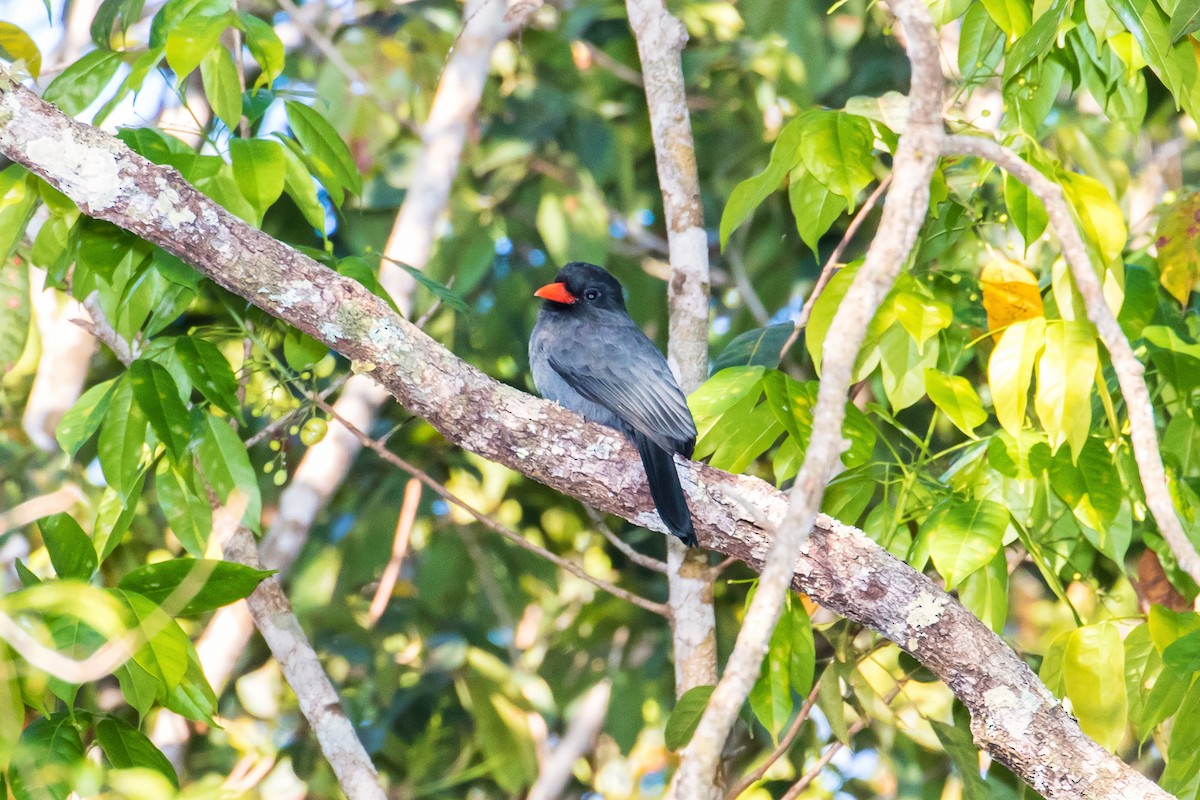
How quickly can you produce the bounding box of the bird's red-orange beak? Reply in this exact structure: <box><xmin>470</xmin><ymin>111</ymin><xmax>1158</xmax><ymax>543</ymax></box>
<box><xmin>534</xmin><ymin>282</ymin><xmax>576</xmax><ymax>304</ymax></box>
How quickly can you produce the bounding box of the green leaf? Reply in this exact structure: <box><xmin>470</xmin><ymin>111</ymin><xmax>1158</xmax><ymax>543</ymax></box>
<box><xmin>958</xmin><ymin>3</ymin><xmax>1005</xmax><ymax>84</ymax></box>
<box><xmin>130</xmin><ymin>359</ymin><xmax>192</xmax><ymax>462</ymax></box>
<box><xmin>0</xmin><ymin>22</ymin><xmax>42</xmax><ymax>78</ymax></box>
<box><xmin>7</xmin><ymin>714</ymin><xmax>84</xmax><ymax>800</ymax></box>
<box><xmin>1124</xmin><ymin>622</ymin><xmax>1187</xmax><ymax>743</ymax></box>
<box><xmin>1170</xmin><ymin>0</ymin><xmax>1200</xmax><ymax>42</ymax></box>
<box><xmin>1034</xmin><ymin>321</ymin><xmax>1097</xmax><ymax>459</ymax></box>
<box><xmin>805</xmin><ymin>263</ymin><xmax>884</xmax><ymax>378</ymax></box>
<box><xmin>0</xmin><ymin>647</ymin><xmax>24</xmax><ymax>770</ymax></box>
<box><xmin>925</xmin><ymin>370</ymin><xmax>987</xmax><ymax>436</ymax></box>
<box><xmin>97</xmin><ymin>377</ymin><xmax>149</xmax><ymax>498</ymax></box>
<box><xmin>718</xmin><ymin>114</ymin><xmax>806</xmax><ymax>248</ymax></box>
<box><xmin>931</xmin><ymin>720</ymin><xmax>989</xmax><ymax>800</ymax></box>
<box><xmin>90</xmin><ymin>480</ymin><xmax>139</xmax><ymax>565</ymax></box>
<box><xmin>90</xmin><ymin>0</ymin><xmax>148</xmax><ymax>48</ymax></box>
<box><xmin>878</xmin><ymin>323</ymin><xmax>938</xmax><ymax>412</ymax></box>
<box><xmin>0</xmin><ymin>256</ymin><xmax>30</xmax><ymax>376</ymax></box>
<box><xmin>116</xmin><ymin>659</ymin><xmax>158</xmax><ymax>720</ymax></box>
<box><xmin>164</xmin><ymin>12</ymin><xmax>229</xmax><ymax>81</ymax></box>
<box><xmin>664</xmin><ymin>685</ymin><xmax>714</xmax><ymax>750</ymax></box>
<box><xmin>238</xmin><ymin>13</ymin><xmax>284</xmax><ymax>87</ymax></box>
<box><xmin>712</xmin><ymin>323</ymin><xmax>793</xmax><ymax>372</ymax></box>
<box><xmin>280</xmin><ymin>145</ymin><xmax>327</xmax><ymax>232</ymax></box>
<box><xmin>817</xmin><ymin>666</ymin><xmax>850</xmax><ymax>743</ymax></box>
<box><xmin>43</xmin><ymin>50</ymin><xmax>123</xmax><ymax>116</ymax></box>
<box><xmin>285</xmin><ymin>100</ymin><xmax>362</xmax><ymax>199</ymax></box>
<box><xmin>1163</xmin><ymin>626</ymin><xmax>1200</xmax><ymax>674</ymax></box>
<box><xmin>195</xmin><ymin>412</ymin><xmax>262</xmax><ymax>530</ymax></box>
<box><xmin>980</xmin><ymin>0</ymin><xmax>1031</xmax><ymax>35</ymax></box>
<box><xmin>1004</xmin><ymin>172</ymin><xmax>1048</xmax><ymax>247</ymax></box>
<box><xmin>1063</xmin><ymin>622</ymin><xmax>1127</xmax><ymax>751</ymax></box>
<box><xmin>96</xmin><ymin>717</ymin><xmax>178</xmax><ymax>788</ymax></box>
<box><xmin>283</xmin><ymin>328</ymin><xmax>327</xmax><ymax>371</ymax></box>
<box><xmin>229</xmin><ymin>138</ymin><xmax>285</xmax><ymax>222</ymax></box>
<box><xmin>798</xmin><ymin>110</ymin><xmax>875</xmax><ymax>207</ymax></box>
<box><xmin>748</xmin><ymin>591</ymin><xmax>812</xmax><ymax>742</ymax></box>
<box><xmin>154</xmin><ymin>460</ymin><xmax>212</xmax><ymax>556</ymax></box>
<box><xmin>347</xmin><ymin>255</ymin><xmax>466</xmax><ymax>314</ymax></box>
<box><xmin>893</xmin><ymin>291</ymin><xmax>952</xmax><ymax>351</ymax></box>
<box><xmin>920</xmin><ymin>498</ymin><xmax>1009</xmax><ymax>589</ymax></box>
<box><xmin>788</xmin><ymin>168</ymin><xmax>847</xmax><ymax>253</ymax></box>
<box><xmin>1163</xmin><ymin>681</ymin><xmax>1200</xmax><ymax>794</ymax></box>
<box><xmin>119</xmin><ymin>559</ymin><xmax>272</xmax><ymax>615</ymax></box>
<box><xmin>1002</xmin><ymin>0</ymin><xmax>1069</xmax><ymax>82</ymax></box>
<box><xmin>760</xmin><ymin>370</ymin><xmax>876</xmax><ymax>472</ymax></box>
<box><xmin>199</xmin><ymin>46</ymin><xmax>242</xmax><ymax>131</ymax></box>
<box><xmin>162</xmin><ymin>643</ymin><xmax>218</xmax><ymax>723</ymax></box>
<box><xmin>958</xmin><ymin>550</ymin><xmax>1008</xmax><ymax>633</ymax></box>
<box><xmin>115</xmin><ymin>589</ymin><xmax>190</xmax><ymax>694</ymax></box>
<box><xmin>988</xmin><ymin>317</ymin><xmax>1046</xmax><ymax>437</ymax></box>
<box><xmin>1107</xmin><ymin>0</ymin><xmax>1200</xmax><ymax>117</ymax></box>
<box><xmin>174</xmin><ymin>336</ymin><xmax>240</xmax><ymax>417</ymax></box>
<box><xmin>38</xmin><ymin>514</ymin><xmax>97</xmax><ymax>581</ymax></box>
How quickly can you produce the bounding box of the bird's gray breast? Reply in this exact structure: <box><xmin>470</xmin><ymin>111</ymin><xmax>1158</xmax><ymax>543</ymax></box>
<box><xmin>529</xmin><ymin>311</ymin><xmax>625</xmax><ymax>433</ymax></box>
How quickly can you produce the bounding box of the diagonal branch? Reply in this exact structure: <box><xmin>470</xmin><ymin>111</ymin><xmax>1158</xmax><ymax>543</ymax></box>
<box><xmin>943</xmin><ymin>132</ymin><xmax>1200</xmax><ymax>589</ymax></box>
<box><xmin>0</xmin><ymin>67</ymin><xmax>1171</xmax><ymax>800</ymax></box>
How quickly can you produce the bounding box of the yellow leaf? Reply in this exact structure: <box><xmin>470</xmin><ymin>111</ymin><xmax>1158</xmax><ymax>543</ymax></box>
<box><xmin>981</xmin><ymin>258</ymin><xmax>1044</xmax><ymax>331</ymax></box>
<box><xmin>1155</xmin><ymin>190</ymin><xmax>1200</xmax><ymax>306</ymax></box>
<box><xmin>988</xmin><ymin>317</ymin><xmax>1046</xmax><ymax>437</ymax></box>
<box><xmin>1061</xmin><ymin>172</ymin><xmax>1127</xmax><ymax>266</ymax></box>
<box><xmin>1034</xmin><ymin>320</ymin><xmax>1097</xmax><ymax>459</ymax></box>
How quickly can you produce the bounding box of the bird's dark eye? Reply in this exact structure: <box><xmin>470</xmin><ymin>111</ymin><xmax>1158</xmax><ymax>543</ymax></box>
<box><xmin>584</xmin><ymin>289</ymin><xmax>600</xmax><ymax>301</ymax></box>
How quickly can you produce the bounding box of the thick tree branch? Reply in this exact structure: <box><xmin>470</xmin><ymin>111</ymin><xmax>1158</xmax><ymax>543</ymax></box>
<box><xmin>668</xmin><ymin>0</ymin><xmax>944</xmax><ymax>794</ymax></box>
<box><xmin>0</xmin><ymin>69</ymin><xmax>1170</xmax><ymax>799</ymax></box>
<box><xmin>624</xmin><ymin>0</ymin><xmax>718</xmax><ymax>709</ymax></box>
<box><xmin>943</xmin><ymin>132</ymin><xmax>1200</xmax><ymax>589</ymax></box>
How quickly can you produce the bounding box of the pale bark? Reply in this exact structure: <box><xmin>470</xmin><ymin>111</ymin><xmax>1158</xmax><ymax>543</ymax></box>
<box><xmin>624</xmin><ymin>0</ymin><xmax>718</xmax><ymax>713</ymax></box>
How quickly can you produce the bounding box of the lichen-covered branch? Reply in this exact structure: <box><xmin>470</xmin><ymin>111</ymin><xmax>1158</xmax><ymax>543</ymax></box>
<box><xmin>667</xmin><ymin>0</ymin><xmax>944</xmax><ymax>794</ymax></box>
<box><xmin>943</xmin><ymin>132</ymin><xmax>1200</xmax><ymax>590</ymax></box>
<box><xmin>0</xmin><ymin>68</ymin><xmax>1170</xmax><ymax>799</ymax></box>
<box><xmin>624</xmin><ymin>0</ymin><xmax>718</xmax><ymax>709</ymax></box>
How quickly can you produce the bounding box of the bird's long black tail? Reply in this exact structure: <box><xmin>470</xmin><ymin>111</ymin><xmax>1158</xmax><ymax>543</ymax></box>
<box><xmin>633</xmin><ymin>434</ymin><xmax>697</xmax><ymax>547</ymax></box>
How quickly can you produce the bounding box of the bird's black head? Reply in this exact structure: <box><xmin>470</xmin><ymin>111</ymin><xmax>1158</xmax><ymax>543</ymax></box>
<box><xmin>534</xmin><ymin>262</ymin><xmax>627</xmax><ymax>313</ymax></box>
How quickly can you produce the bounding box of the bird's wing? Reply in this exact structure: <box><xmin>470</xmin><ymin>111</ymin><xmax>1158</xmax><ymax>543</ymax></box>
<box><xmin>547</xmin><ymin>331</ymin><xmax>696</xmax><ymax>456</ymax></box>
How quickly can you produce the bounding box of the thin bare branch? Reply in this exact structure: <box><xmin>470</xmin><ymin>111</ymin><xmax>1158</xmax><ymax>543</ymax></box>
<box><xmin>585</xmin><ymin>507</ymin><xmax>669</xmax><ymax>574</ymax></box>
<box><xmin>312</xmin><ymin>396</ymin><xmax>671</xmax><ymax>618</ymax></box>
<box><xmin>726</xmin><ymin>678</ymin><xmax>823</xmax><ymax>799</ymax></box>
<box><xmin>779</xmin><ymin>173</ymin><xmax>894</xmax><ymax>360</ymax></box>
<box><xmin>367</xmin><ymin>477</ymin><xmax>421</xmax><ymax>625</ymax></box>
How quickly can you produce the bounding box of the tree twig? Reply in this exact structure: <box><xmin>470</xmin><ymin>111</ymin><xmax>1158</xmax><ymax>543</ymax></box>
<box><xmin>778</xmin><ymin>173</ymin><xmax>894</xmax><ymax>360</ymax></box>
<box><xmin>366</xmin><ymin>477</ymin><xmax>421</xmax><ymax>625</ymax></box>
<box><xmin>726</xmin><ymin>678</ymin><xmax>823</xmax><ymax>799</ymax></box>
<box><xmin>585</xmin><ymin>507</ymin><xmax>668</xmax><ymax>574</ymax></box>
<box><xmin>312</xmin><ymin>396</ymin><xmax>671</xmax><ymax>618</ymax></box>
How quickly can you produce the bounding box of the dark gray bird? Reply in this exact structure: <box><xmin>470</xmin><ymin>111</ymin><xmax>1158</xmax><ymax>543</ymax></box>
<box><xmin>529</xmin><ymin>262</ymin><xmax>699</xmax><ymax>547</ymax></box>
